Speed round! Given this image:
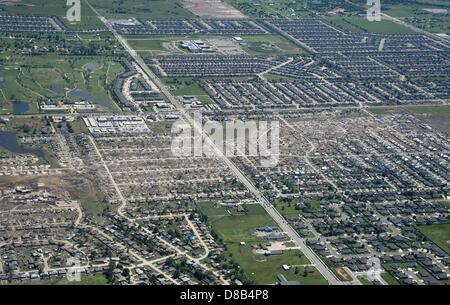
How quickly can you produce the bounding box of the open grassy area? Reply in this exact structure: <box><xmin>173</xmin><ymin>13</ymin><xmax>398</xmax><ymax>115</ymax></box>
<box><xmin>197</xmin><ymin>201</ymin><xmax>327</xmax><ymax>284</ymax></box>
<box><xmin>274</xmin><ymin>199</ymin><xmax>300</xmax><ymax>217</ymax></box>
<box><xmin>20</xmin><ymin>274</ymin><xmax>108</xmax><ymax>285</ymax></box>
<box><xmin>0</xmin><ymin>0</ymin><xmax>104</xmax><ymax>30</ymax></box>
<box><xmin>381</xmin><ymin>268</ymin><xmax>401</xmax><ymax>285</ymax></box>
<box><xmin>226</xmin><ymin>0</ymin><xmax>314</xmax><ymax>18</ymax></box>
<box><xmin>0</xmin><ymin>0</ymin><xmax>78</xmax><ymax>15</ymax></box>
<box><xmin>128</xmin><ymin>34</ymin><xmax>303</xmax><ymax>56</ymax></box>
<box><xmin>127</xmin><ymin>39</ymin><xmax>174</xmax><ymax>51</ymax></box>
<box><xmin>162</xmin><ymin>77</ymin><xmax>208</xmax><ymax>97</ymax></box>
<box><xmin>66</xmin><ymin>118</ymin><xmax>89</xmax><ymax>134</ymax></box>
<box><xmin>419</xmin><ymin>223</ymin><xmax>450</xmax><ymax>255</ymax></box>
<box><xmin>382</xmin><ymin>1</ymin><xmax>450</xmax><ymax>17</ymax></box>
<box><xmin>0</xmin><ymin>0</ymin><xmax>194</xmax><ymax>19</ymax></box>
<box><xmin>2</xmin><ymin>116</ymin><xmax>49</xmax><ymax>134</ymax></box>
<box><xmin>238</xmin><ymin>35</ymin><xmax>305</xmax><ymax>56</ymax></box>
<box><xmin>407</xmin><ymin>16</ymin><xmax>450</xmax><ymax>34</ymax></box>
<box><xmin>0</xmin><ymin>55</ymin><xmax>123</xmax><ymax>114</ymax></box>
<box><xmin>368</xmin><ymin>105</ymin><xmax>450</xmax><ymax>116</ymax></box>
<box><xmin>126</xmin><ymin>37</ymin><xmax>192</xmax><ymax>56</ymax></box>
<box><xmin>275</xmin><ymin>199</ymin><xmax>322</xmax><ymax>217</ymax></box>
<box><xmin>72</xmin><ymin>185</ymin><xmax>106</xmax><ymax>218</ymax></box>
<box><xmin>368</xmin><ymin>105</ymin><xmax>450</xmax><ymax>135</ymax></box>
<box><xmin>282</xmin><ymin>265</ymin><xmax>328</xmax><ymax>285</ymax></box>
<box><xmin>326</xmin><ymin>17</ymin><xmax>416</xmax><ymax>34</ymax></box>
<box><xmin>367</xmin><ymin>1</ymin><xmax>450</xmax><ymax>33</ymax></box>
<box><xmin>202</xmin><ymin>203</ymin><xmax>276</xmax><ymax>243</ymax></box>
<box><xmin>90</xmin><ymin>0</ymin><xmax>195</xmax><ymax>19</ymax></box>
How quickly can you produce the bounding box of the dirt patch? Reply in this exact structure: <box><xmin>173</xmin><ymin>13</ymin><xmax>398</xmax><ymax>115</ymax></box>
<box><xmin>335</xmin><ymin>267</ymin><xmax>352</xmax><ymax>281</ymax></box>
<box><xmin>182</xmin><ymin>0</ymin><xmax>247</xmax><ymax>19</ymax></box>
<box><xmin>207</xmin><ymin>38</ymin><xmax>245</xmax><ymax>55</ymax></box>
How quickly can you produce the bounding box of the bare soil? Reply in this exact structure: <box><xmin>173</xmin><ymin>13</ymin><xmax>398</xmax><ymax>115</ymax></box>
<box><xmin>182</xmin><ymin>0</ymin><xmax>247</xmax><ymax>19</ymax></box>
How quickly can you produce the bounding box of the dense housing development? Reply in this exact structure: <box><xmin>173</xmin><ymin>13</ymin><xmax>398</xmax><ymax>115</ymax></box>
<box><xmin>0</xmin><ymin>0</ymin><xmax>449</xmax><ymax>288</ymax></box>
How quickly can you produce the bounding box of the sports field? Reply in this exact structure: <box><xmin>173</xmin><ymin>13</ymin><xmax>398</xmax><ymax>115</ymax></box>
<box><xmin>197</xmin><ymin>201</ymin><xmax>327</xmax><ymax>284</ymax></box>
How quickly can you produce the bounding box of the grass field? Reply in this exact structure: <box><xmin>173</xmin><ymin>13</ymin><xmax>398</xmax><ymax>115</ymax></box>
<box><xmin>368</xmin><ymin>105</ymin><xmax>450</xmax><ymax>117</ymax></box>
<box><xmin>162</xmin><ymin>77</ymin><xmax>209</xmax><ymax>97</ymax></box>
<box><xmin>381</xmin><ymin>268</ymin><xmax>401</xmax><ymax>285</ymax></box>
<box><xmin>127</xmin><ymin>37</ymin><xmax>186</xmax><ymax>57</ymax></box>
<box><xmin>73</xmin><ymin>187</ymin><xmax>105</xmax><ymax>217</ymax></box>
<box><xmin>0</xmin><ymin>0</ymin><xmax>105</xmax><ymax>30</ymax></box>
<box><xmin>0</xmin><ymin>55</ymin><xmax>123</xmax><ymax>114</ymax></box>
<box><xmin>0</xmin><ymin>0</ymin><xmax>193</xmax><ymax>19</ymax></box>
<box><xmin>128</xmin><ymin>34</ymin><xmax>303</xmax><ymax>56</ymax></box>
<box><xmin>238</xmin><ymin>35</ymin><xmax>305</xmax><ymax>56</ymax></box>
<box><xmin>275</xmin><ymin>199</ymin><xmax>322</xmax><ymax>217</ymax></box>
<box><xmin>406</xmin><ymin>16</ymin><xmax>450</xmax><ymax>34</ymax></box>
<box><xmin>226</xmin><ymin>0</ymin><xmax>313</xmax><ymax>18</ymax></box>
<box><xmin>368</xmin><ymin>105</ymin><xmax>450</xmax><ymax>135</ymax></box>
<box><xmin>90</xmin><ymin>0</ymin><xmax>195</xmax><ymax>19</ymax></box>
<box><xmin>382</xmin><ymin>1</ymin><xmax>450</xmax><ymax>17</ymax></box>
<box><xmin>357</xmin><ymin>275</ymin><xmax>373</xmax><ymax>285</ymax></box>
<box><xmin>201</xmin><ymin>203</ymin><xmax>276</xmax><ymax>243</ymax></box>
<box><xmin>419</xmin><ymin>223</ymin><xmax>450</xmax><ymax>255</ymax></box>
<box><xmin>274</xmin><ymin>199</ymin><xmax>300</xmax><ymax>217</ymax></box>
<box><xmin>128</xmin><ymin>39</ymin><xmax>173</xmax><ymax>51</ymax></box>
<box><xmin>20</xmin><ymin>274</ymin><xmax>108</xmax><ymax>285</ymax></box>
<box><xmin>0</xmin><ymin>0</ymin><xmax>78</xmax><ymax>15</ymax></box>
<box><xmin>326</xmin><ymin>17</ymin><xmax>416</xmax><ymax>34</ymax></box>
<box><xmin>197</xmin><ymin>201</ymin><xmax>327</xmax><ymax>284</ymax></box>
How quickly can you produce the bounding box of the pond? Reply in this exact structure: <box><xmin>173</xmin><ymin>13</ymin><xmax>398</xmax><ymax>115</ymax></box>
<box><xmin>69</xmin><ymin>90</ymin><xmax>112</xmax><ymax>109</ymax></box>
<box><xmin>50</xmin><ymin>87</ymin><xmax>66</xmax><ymax>94</ymax></box>
<box><xmin>0</xmin><ymin>131</ymin><xmax>45</xmax><ymax>158</ymax></box>
<box><xmin>84</xmin><ymin>62</ymin><xmax>97</xmax><ymax>72</ymax></box>
<box><xmin>12</xmin><ymin>101</ymin><xmax>29</xmax><ymax>115</ymax></box>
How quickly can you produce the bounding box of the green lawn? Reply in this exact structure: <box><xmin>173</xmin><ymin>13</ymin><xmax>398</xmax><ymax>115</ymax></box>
<box><xmin>407</xmin><ymin>16</ymin><xmax>450</xmax><ymax>34</ymax></box>
<box><xmin>226</xmin><ymin>244</ymin><xmax>322</xmax><ymax>284</ymax></box>
<box><xmin>197</xmin><ymin>201</ymin><xmax>327</xmax><ymax>284</ymax></box>
<box><xmin>283</xmin><ymin>265</ymin><xmax>328</xmax><ymax>285</ymax></box>
<box><xmin>274</xmin><ymin>200</ymin><xmax>300</xmax><ymax>217</ymax></box>
<box><xmin>357</xmin><ymin>275</ymin><xmax>373</xmax><ymax>285</ymax></box>
<box><xmin>419</xmin><ymin>223</ymin><xmax>450</xmax><ymax>255</ymax></box>
<box><xmin>326</xmin><ymin>17</ymin><xmax>416</xmax><ymax>34</ymax></box>
<box><xmin>381</xmin><ymin>268</ymin><xmax>401</xmax><ymax>285</ymax></box>
<box><xmin>20</xmin><ymin>274</ymin><xmax>108</xmax><ymax>285</ymax></box>
<box><xmin>238</xmin><ymin>35</ymin><xmax>305</xmax><ymax>56</ymax></box>
<box><xmin>0</xmin><ymin>0</ymin><xmax>85</xmax><ymax>15</ymax></box>
<box><xmin>127</xmin><ymin>39</ymin><xmax>172</xmax><ymax>51</ymax></box>
<box><xmin>71</xmin><ymin>183</ymin><xmax>107</xmax><ymax>218</ymax></box>
<box><xmin>368</xmin><ymin>105</ymin><xmax>450</xmax><ymax>117</ymax></box>
<box><xmin>0</xmin><ymin>0</ymin><xmax>103</xmax><ymax>29</ymax></box>
<box><xmin>0</xmin><ymin>0</ymin><xmax>194</xmax><ymax>19</ymax></box>
<box><xmin>207</xmin><ymin>204</ymin><xmax>276</xmax><ymax>243</ymax></box>
<box><xmin>126</xmin><ymin>37</ymin><xmax>191</xmax><ymax>55</ymax></box>
<box><xmin>89</xmin><ymin>0</ymin><xmax>195</xmax><ymax>18</ymax></box>
<box><xmin>226</xmin><ymin>0</ymin><xmax>313</xmax><ymax>18</ymax></box>
<box><xmin>0</xmin><ymin>55</ymin><xmax>123</xmax><ymax>114</ymax></box>
<box><xmin>128</xmin><ymin>34</ymin><xmax>304</xmax><ymax>56</ymax></box>
<box><xmin>162</xmin><ymin>77</ymin><xmax>208</xmax><ymax>96</ymax></box>
<box><xmin>67</xmin><ymin>118</ymin><xmax>90</xmax><ymax>134</ymax></box>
